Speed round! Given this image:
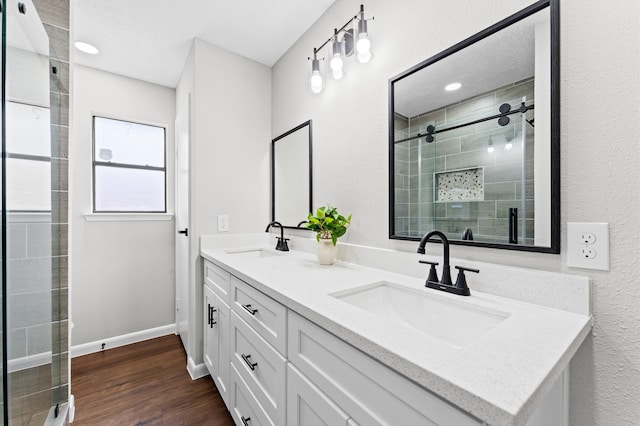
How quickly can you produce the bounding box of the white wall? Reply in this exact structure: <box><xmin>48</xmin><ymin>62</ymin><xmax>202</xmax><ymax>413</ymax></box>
<box><xmin>70</xmin><ymin>65</ymin><xmax>176</xmax><ymax>346</ymax></box>
<box><xmin>177</xmin><ymin>39</ymin><xmax>271</xmax><ymax>367</ymax></box>
<box><xmin>272</xmin><ymin>0</ymin><xmax>640</xmax><ymax>424</ymax></box>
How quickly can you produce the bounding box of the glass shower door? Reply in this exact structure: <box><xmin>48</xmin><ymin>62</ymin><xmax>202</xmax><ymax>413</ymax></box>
<box><xmin>2</xmin><ymin>0</ymin><xmax>61</xmax><ymax>423</ymax></box>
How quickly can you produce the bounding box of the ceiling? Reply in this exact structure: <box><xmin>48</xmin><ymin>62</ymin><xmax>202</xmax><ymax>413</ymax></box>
<box><xmin>394</xmin><ymin>8</ymin><xmax>547</xmax><ymax>118</ymax></box>
<box><xmin>72</xmin><ymin>0</ymin><xmax>336</xmax><ymax>88</ymax></box>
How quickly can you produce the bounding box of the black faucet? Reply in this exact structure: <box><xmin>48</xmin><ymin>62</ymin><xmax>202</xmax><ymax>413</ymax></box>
<box><xmin>265</xmin><ymin>221</ymin><xmax>289</xmax><ymax>251</ymax></box>
<box><xmin>417</xmin><ymin>230</ymin><xmax>478</xmax><ymax>296</ymax></box>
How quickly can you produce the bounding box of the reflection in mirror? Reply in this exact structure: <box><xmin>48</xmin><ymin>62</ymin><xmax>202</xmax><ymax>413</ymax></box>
<box><xmin>272</xmin><ymin>120</ymin><xmax>313</xmax><ymax>228</ymax></box>
<box><xmin>389</xmin><ymin>0</ymin><xmax>559</xmax><ymax>253</ymax></box>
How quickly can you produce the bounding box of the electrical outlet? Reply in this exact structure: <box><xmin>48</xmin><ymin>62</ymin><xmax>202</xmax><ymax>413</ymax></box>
<box><xmin>567</xmin><ymin>222</ymin><xmax>609</xmax><ymax>271</ymax></box>
<box><xmin>217</xmin><ymin>215</ymin><xmax>229</xmax><ymax>232</ymax></box>
<box><xmin>578</xmin><ymin>247</ymin><xmax>597</xmax><ymax>259</ymax></box>
<box><xmin>580</xmin><ymin>233</ymin><xmax>596</xmax><ymax>244</ymax></box>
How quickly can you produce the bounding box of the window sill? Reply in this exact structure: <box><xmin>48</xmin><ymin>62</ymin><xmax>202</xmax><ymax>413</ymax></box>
<box><xmin>84</xmin><ymin>213</ymin><xmax>175</xmax><ymax>222</ymax></box>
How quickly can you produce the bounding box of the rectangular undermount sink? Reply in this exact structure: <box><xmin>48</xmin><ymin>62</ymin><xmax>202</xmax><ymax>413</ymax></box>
<box><xmin>225</xmin><ymin>248</ymin><xmax>282</xmax><ymax>259</ymax></box>
<box><xmin>331</xmin><ymin>281</ymin><xmax>509</xmax><ymax>348</ymax></box>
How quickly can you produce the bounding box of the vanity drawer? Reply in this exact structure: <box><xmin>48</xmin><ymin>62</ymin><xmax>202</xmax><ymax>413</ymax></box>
<box><xmin>287</xmin><ymin>363</ymin><xmax>351</xmax><ymax>426</ymax></box>
<box><xmin>288</xmin><ymin>311</ymin><xmax>482</xmax><ymax>426</ymax></box>
<box><xmin>204</xmin><ymin>260</ymin><xmax>231</xmax><ymax>303</ymax></box>
<box><xmin>230</xmin><ymin>362</ymin><xmax>273</xmax><ymax>426</ymax></box>
<box><xmin>231</xmin><ymin>310</ymin><xmax>286</xmax><ymax>426</ymax></box>
<box><xmin>231</xmin><ymin>276</ymin><xmax>287</xmax><ymax>355</ymax></box>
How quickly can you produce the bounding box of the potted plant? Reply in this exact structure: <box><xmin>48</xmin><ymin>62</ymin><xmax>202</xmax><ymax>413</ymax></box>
<box><xmin>305</xmin><ymin>205</ymin><xmax>352</xmax><ymax>265</ymax></box>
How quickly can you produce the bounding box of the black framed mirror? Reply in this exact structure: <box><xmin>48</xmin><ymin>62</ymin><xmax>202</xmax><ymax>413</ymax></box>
<box><xmin>389</xmin><ymin>0</ymin><xmax>559</xmax><ymax>253</ymax></box>
<box><xmin>271</xmin><ymin>120</ymin><xmax>313</xmax><ymax>228</ymax></box>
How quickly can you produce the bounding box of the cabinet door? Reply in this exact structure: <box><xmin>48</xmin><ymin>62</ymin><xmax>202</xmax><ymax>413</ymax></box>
<box><xmin>203</xmin><ymin>285</ymin><xmax>218</xmax><ymax>376</ymax></box>
<box><xmin>287</xmin><ymin>364</ymin><xmax>350</xmax><ymax>426</ymax></box>
<box><xmin>204</xmin><ymin>286</ymin><xmax>231</xmax><ymax>408</ymax></box>
<box><xmin>214</xmin><ymin>292</ymin><xmax>231</xmax><ymax>408</ymax></box>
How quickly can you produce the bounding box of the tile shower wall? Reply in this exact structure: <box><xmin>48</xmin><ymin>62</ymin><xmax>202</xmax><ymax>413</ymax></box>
<box><xmin>395</xmin><ymin>79</ymin><xmax>535</xmax><ymax>244</ymax></box>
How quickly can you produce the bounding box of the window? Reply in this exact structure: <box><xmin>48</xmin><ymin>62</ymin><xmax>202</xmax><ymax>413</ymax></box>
<box><xmin>93</xmin><ymin>116</ymin><xmax>166</xmax><ymax>212</ymax></box>
<box><xmin>5</xmin><ymin>101</ymin><xmax>51</xmax><ymax>212</ymax></box>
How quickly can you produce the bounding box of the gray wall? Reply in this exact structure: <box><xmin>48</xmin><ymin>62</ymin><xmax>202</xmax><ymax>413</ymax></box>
<box><xmin>177</xmin><ymin>39</ymin><xmax>271</xmax><ymax>369</ymax></box>
<box><xmin>70</xmin><ymin>66</ymin><xmax>177</xmax><ymax>346</ymax></box>
<box><xmin>271</xmin><ymin>0</ymin><xmax>640</xmax><ymax>424</ymax></box>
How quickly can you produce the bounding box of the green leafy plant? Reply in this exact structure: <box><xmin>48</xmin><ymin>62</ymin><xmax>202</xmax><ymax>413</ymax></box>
<box><xmin>306</xmin><ymin>205</ymin><xmax>352</xmax><ymax>245</ymax></box>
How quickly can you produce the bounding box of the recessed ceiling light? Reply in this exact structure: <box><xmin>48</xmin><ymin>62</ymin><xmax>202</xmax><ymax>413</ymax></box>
<box><xmin>445</xmin><ymin>82</ymin><xmax>461</xmax><ymax>91</ymax></box>
<box><xmin>75</xmin><ymin>41</ymin><xmax>99</xmax><ymax>55</ymax></box>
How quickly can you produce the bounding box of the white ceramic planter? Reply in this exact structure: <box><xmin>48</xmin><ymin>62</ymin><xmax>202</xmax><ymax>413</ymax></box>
<box><xmin>317</xmin><ymin>238</ymin><xmax>337</xmax><ymax>265</ymax></box>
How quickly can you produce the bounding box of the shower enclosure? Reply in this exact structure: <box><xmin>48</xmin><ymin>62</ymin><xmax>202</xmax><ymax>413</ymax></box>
<box><xmin>394</xmin><ymin>79</ymin><xmax>535</xmax><ymax>245</ymax></box>
<box><xmin>2</xmin><ymin>0</ymin><xmax>68</xmax><ymax>423</ymax></box>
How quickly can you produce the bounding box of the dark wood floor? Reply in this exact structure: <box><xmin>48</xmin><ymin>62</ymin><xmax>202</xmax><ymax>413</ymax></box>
<box><xmin>71</xmin><ymin>334</ymin><xmax>235</xmax><ymax>425</ymax></box>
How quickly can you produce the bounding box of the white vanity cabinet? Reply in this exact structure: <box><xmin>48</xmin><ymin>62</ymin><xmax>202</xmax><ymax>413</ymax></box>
<box><xmin>201</xmin><ymin>252</ymin><xmax>572</xmax><ymax>426</ymax></box>
<box><xmin>203</xmin><ymin>260</ymin><xmax>231</xmax><ymax>408</ymax></box>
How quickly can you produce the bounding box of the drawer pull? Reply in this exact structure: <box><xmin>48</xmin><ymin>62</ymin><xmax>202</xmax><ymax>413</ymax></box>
<box><xmin>241</xmin><ymin>353</ymin><xmax>258</xmax><ymax>371</ymax></box>
<box><xmin>241</xmin><ymin>416</ymin><xmax>251</xmax><ymax>426</ymax></box>
<box><xmin>241</xmin><ymin>303</ymin><xmax>258</xmax><ymax>315</ymax></box>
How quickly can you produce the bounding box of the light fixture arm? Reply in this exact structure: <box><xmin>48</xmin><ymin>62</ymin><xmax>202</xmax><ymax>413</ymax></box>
<box><xmin>312</xmin><ymin>4</ymin><xmax>373</xmax><ymax>54</ymax></box>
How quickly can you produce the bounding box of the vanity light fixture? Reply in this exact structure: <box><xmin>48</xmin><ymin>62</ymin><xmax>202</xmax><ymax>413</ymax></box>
<box><xmin>329</xmin><ymin>30</ymin><xmax>346</xmax><ymax>80</ymax></box>
<box><xmin>308</xmin><ymin>4</ymin><xmax>373</xmax><ymax>93</ymax></box>
<box><xmin>445</xmin><ymin>82</ymin><xmax>461</xmax><ymax>91</ymax></box>
<box><xmin>309</xmin><ymin>48</ymin><xmax>324</xmax><ymax>94</ymax></box>
<box><xmin>504</xmin><ymin>141</ymin><xmax>513</xmax><ymax>150</ymax></box>
<box><xmin>354</xmin><ymin>5</ymin><xmax>374</xmax><ymax>63</ymax></box>
<box><xmin>74</xmin><ymin>41</ymin><xmax>99</xmax><ymax>55</ymax></box>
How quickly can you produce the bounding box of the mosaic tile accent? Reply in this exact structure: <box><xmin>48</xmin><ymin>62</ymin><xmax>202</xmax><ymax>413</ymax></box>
<box><xmin>435</xmin><ymin>167</ymin><xmax>484</xmax><ymax>202</ymax></box>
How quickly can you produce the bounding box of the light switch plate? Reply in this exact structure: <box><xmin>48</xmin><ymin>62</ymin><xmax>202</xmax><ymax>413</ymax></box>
<box><xmin>217</xmin><ymin>215</ymin><xmax>229</xmax><ymax>232</ymax></box>
<box><xmin>567</xmin><ymin>222</ymin><xmax>609</xmax><ymax>271</ymax></box>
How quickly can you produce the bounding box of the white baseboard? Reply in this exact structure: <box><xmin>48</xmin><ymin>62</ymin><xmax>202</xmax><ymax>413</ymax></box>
<box><xmin>187</xmin><ymin>355</ymin><xmax>209</xmax><ymax>380</ymax></box>
<box><xmin>71</xmin><ymin>324</ymin><xmax>176</xmax><ymax>358</ymax></box>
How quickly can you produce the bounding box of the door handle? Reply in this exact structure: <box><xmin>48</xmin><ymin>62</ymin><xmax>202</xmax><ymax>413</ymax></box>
<box><xmin>178</xmin><ymin>228</ymin><xmax>188</xmax><ymax>236</ymax></box>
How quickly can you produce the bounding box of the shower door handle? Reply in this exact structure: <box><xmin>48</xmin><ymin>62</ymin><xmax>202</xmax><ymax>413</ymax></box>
<box><xmin>508</xmin><ymin>208</ymin><xmax>518</xmax><ymax>244</ymax></box>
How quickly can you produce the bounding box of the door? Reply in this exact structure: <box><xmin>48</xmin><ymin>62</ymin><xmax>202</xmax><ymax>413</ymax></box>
<box><xmin>175</xmin><ymin>93</ymin><xmax>191</xmax><ymax>351</ymax></box>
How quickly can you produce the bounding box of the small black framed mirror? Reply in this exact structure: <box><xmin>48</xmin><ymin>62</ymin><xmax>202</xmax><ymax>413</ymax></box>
<box><xmin>271</xmin><ymin>120</ymin><xmax>313</xmax><ymax>228</ymax></box>
<box><xmin>389</xmin><ymin>0</ymin><xmax>559</xmax><ymax>253</ymax></box>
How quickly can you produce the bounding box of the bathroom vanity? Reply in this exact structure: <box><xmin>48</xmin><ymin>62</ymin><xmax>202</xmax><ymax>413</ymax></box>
<box><xmin>200</xmin><ymin>234</ymin><xmax>591</xmax><ymax>426</ymax></box>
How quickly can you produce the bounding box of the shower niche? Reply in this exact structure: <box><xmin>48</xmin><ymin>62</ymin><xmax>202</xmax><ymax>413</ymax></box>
<box><xmin>389</xmin><ymin>0</ymin><xmax>559</xmax><ymax>253</ymax></box>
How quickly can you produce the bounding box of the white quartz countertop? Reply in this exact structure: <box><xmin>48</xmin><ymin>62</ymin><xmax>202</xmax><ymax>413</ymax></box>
<box><xmin>201</xmin><ymin>244</ymin><xmax>591</xmax><ymax>426</ymax></box>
